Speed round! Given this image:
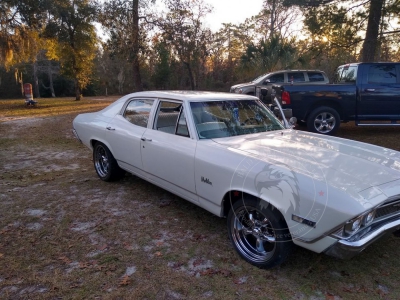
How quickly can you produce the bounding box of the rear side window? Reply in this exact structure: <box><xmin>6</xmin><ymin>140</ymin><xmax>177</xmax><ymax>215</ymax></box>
<box><xmin>287</xmin><ymin>72</ymin><xmax>305</xmax><ymax>82</ymax></box>
<box><xmin>123</xmin><ymin>99</ymin><xmax>154</xmax><ymax>127</ymax></box>
<box><xmin>368</xmin><ymin>65</ymin><xmax>397</xmax><ymax>84</ymax></box>
<box><xmin>308</xmin><ymin>72</ymin><xmax>325</xmax><ymax>82</ymax></box>
<box><xmin>335</xmin><ymin>65</ymin><xmax>357</xmax><ymax>83</ymax></box>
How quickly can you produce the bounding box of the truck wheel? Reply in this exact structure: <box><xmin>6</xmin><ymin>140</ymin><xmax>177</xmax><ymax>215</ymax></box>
<box><xmin>307</xmin><ymin>107</ymin><xmax>340</xmax><ymax>135</ymax></box>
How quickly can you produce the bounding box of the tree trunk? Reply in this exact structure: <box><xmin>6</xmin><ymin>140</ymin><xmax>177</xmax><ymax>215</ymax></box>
<box><xmin>75</xmin><ymin>78</ymin><xmax>81</xmax><ymax>100</ymax></box>
<box><xmin>132</xmin><ymin>0</ymin><xmax>143</xmax><ymax>92</ymax></box>
<box><xmin>48</xmin><ymin>60</ymin><xmax>55</xmax><ymax>97</ymax></box>
<box><xmin>33</xmin><ymin>61</ymin><xmax>40</xmax><ymax>98</ymax></box>
<box><xmin>184</xmin><ymin>61</ymin><xmax>196</xmax><ymax>90</ymax></box>
<box><xmin>361</xmin><ymin>0</ymin><xmax>384</xmax><ymax>62</ymax></box>
<box><xmin>270</xmin><ymin>0</ymin><xmax>276</xmax><ymax>39</ymax></box>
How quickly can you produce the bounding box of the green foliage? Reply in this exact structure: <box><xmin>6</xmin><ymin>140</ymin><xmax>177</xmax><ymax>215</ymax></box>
<box><xmin>240</xmin><ymin>35</ymin><xmax>299</xmax><ymax>75</ymax></box>
<box><xmin>44</xmin><ymin>0</ymin><xmax>99</xmax><ymax>99</ymax></box>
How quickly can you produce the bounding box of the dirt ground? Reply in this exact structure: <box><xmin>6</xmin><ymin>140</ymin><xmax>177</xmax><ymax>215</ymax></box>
<box><xmin>1</xmin><ymin>100</ymin><xmax>400</xmax><ymax>299</ymax></box>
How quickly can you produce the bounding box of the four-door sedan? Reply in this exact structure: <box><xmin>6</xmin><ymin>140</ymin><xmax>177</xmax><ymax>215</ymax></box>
<box><xmin>73</xmin><ymin>91</ymin><xmax>400</xmax><ymax>269</ymax></box>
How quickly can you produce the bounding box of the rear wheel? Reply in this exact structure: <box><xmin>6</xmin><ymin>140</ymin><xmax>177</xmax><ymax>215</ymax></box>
<box><xmin>227</xmin><ymin>198</ymin><xmax>292</xmax><ymax>269</ymax></box>
<box><xmin>307</xmin><ymin>106</ymin><xmax>340</xmax><ymax>135</ymax></box>
<box><xmin>93</xmin><ymin>142</ymin><xmax>125</xmax><ymax>181</ymax></box>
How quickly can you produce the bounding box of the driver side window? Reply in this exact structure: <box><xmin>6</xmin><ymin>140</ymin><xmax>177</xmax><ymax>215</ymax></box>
<box><xmin>265</xmin><ymin>73</ymin><xmax>284</xmax><ymax>84</ymax></box>
<box><xmin>154</xmin><ymin>101</ymin><xmax>190</xmax><ymax>137</ymax></box>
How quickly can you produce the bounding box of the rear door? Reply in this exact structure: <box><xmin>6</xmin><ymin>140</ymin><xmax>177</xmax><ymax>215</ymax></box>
<box><xmin>358</xmin><ymin>64</ymin><xmax>400</xmax><ymax>118</ymax></box>
<box><xmin>105</xmin><ymin>98</ymin><xmax>155</xmax><ymax>174</ymax></box>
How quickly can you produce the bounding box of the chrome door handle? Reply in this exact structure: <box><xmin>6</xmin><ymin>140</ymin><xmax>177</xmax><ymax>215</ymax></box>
<box><xmin>365</xmin><ymin>88</ymin><xmax>375</xmax><ymax>92</ymax></box>
<box><xmin>141</xmin><ymin>137</ymin><xmax>152</xmax><ymax>141</ymax></box>
<box><xmin>106</xmin><ymin>126</ymin><xmax>115</xmax><ymax>130</ymax></box>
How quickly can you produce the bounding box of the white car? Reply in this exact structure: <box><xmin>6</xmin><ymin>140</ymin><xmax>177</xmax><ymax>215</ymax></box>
<box><xmin>73</xmin><ymin>91</ymin><xmax>400</xmax><ymax>269</ymax></box>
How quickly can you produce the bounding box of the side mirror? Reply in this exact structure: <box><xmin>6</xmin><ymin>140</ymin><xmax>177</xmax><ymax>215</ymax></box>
<box><xmin>289</xmin><ymin>117</ymin><xmax>297</xmax><ymax>127</ymax></box>
<box><xmin>264</xmin><ymin>79</ymin><xmax>271</xmax><ymax>84</ymax></box>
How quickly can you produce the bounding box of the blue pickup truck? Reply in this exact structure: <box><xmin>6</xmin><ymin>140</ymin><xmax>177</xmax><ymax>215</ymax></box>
<box><xmin>271</xmin><ymin>62</ymin><xmax>400</xmax><ymax>135</ymax></box>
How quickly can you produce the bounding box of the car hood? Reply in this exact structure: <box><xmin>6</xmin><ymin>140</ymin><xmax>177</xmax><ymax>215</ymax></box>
<box><xmin>230</xmin><ymin>82</ymin><xmax>253</xmax><ymax>89</ymax></box>
<box><xmin>214</xmin><ymin>130</ymin><xmax>400</xmax><ymax>195</ymax></box>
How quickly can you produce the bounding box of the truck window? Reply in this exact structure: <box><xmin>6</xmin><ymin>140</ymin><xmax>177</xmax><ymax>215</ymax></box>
<box><xmin>335</xmin><ymin>65</ymin><xmax>357</xmax><ymax>83</ymax></box>
<box><xmin>368</xmin><ymin>65</ymin><xmax>397</xmax><ymax>84</ymax></box>
<box><xmin>307</xmin><ymin>72</ymin><xmax>325</xmax><ymax>82</ymax></box>
<box><xmin>287</xmin><ymin>72</ymin><xmax>305</xmax><ymax>82</ymax></box>
<box><xmin>265</xmin><ymin>73</ymin><xmax>284</xmax><ymax>84</ymax></box>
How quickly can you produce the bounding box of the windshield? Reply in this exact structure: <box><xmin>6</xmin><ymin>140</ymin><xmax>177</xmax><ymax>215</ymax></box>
<box><xmin>334</xmin><ymin>65</ymin><xmax>358</xmax><ymax>83</ymax></box>
<box><xmin>251</xmin><ymin>73</ymin><xmax>270</xmax><ymax>83</ymax></box>
<box><xmin>190</xmin><ymin>99</ymin><xmax>284</xmax><ymax>139</ymax></box>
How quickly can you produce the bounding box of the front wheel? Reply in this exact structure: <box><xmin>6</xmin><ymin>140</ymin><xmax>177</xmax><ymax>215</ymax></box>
<box><xmin>307</xmin><ymin>106</ymin><xmax>340</xmax><ymax>135</ymax></box>
<box><xmin>93</xmin><ymin>142</ymin><xmax>125</xmax><ymax>182</ymax></box>
<box><xmin>227</xmin><ymin>198</ymin><xmax>292</xmax><ymax>269</ymax></box>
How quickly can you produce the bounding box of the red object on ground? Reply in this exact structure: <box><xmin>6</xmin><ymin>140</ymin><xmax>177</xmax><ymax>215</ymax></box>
<box><xmin>24</xmin><ymin>83</ymin><xmax>33</xmax><ymax>100</ymax></box>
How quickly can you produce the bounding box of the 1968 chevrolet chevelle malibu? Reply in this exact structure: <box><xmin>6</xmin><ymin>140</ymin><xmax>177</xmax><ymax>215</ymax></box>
<box><xmin>73</xmin><ymin>91</ymin><xmax>400</xmax><ymax>269</ymax></box>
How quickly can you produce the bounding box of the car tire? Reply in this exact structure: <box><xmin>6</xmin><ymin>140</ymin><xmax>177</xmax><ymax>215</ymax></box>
<box><xmin>227</xmin><ymin>198</ymin><xmax>292</xmax><ymax>269</ymax></box>
<box><xmin>93</xmin><ymin>142</ymin><xmax>125</xmax><ymax>182</ymax></box>
<box><xmin>307</xmin><ymin>106</ymin><xmax>340</xmax><ymax>135</ymax></box>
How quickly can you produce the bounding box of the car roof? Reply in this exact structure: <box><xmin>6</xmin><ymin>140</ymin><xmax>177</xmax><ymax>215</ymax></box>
<box><xmin>120</xmin><ymin>90</ymin><xmax>258</xmax><ymax>102</ymax></box>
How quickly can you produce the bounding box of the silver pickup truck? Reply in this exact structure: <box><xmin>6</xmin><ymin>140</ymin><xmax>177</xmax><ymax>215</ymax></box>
<box><xmin>230</xmin><ymin>69</ymin><xmax>329</xmax><ymax>97</ymax></box>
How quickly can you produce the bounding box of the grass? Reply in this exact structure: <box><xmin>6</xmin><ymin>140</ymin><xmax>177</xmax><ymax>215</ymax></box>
<box><xmin>0</xmin><ymin>97</ymin><xmax>400</xmax><ymax>299</ymax></box>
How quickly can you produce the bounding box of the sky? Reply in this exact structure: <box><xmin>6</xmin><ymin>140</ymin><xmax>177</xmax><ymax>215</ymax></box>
<box><xmin>203</xmin><ymin>0</ymin><xmax>264</xmax><ymax>32</ymax></box>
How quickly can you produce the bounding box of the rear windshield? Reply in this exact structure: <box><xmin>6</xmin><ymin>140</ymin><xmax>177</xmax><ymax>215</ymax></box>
<box><xmin>334</xmin><ymin>65</ymin><xmax>358</xmax><ymax>83</ymax></box>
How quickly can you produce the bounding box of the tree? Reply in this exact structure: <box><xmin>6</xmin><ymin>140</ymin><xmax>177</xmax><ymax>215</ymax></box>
<box><xmin>257</xmin><ymin>0</ymin><xmax>302</xmax><ymax>39</ymax></box>
<box><xmin>284</xmin><ymin>0</ymin><xmax>400</xmax><ymax>62</ymax></box>
<box><xmin>44</xmin><ymin>0</ymin><xmax>99</xmax><ymax>100</ymax></box>
<box><xmin>160</xmin><ymin>0</ymin><xmax>212</xmax><ymax>90</ymax></box>
<box><xmin>100</xmin><ymin>0</ymin><xmax>157</xmax><ymax>92</ymax></box>
<box><xmin>361</xmin><ymin>0</ymin><xmax>384</xmax><ymax>61</ymax></box>
<box><xmin>0</xmin><ymin>0</ymin><xmax>47</xmax><ymax>69</ymax></box>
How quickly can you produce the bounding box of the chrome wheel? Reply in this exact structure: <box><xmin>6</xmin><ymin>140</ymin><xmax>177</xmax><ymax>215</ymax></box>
<box><xmin>227</xmin><ymin>198</ymin><xmax>292</xmax><ymax>268</ymax></box>
<box><xmin>232</xmin><ymin>206</ymin><xmax>276</xmax><ymax>264</ymax></box>
<box><xmin>93</xmin><ymin>142</ymin><xmax>125</xmax><ymax>182</ymax></box>
<box><xmin>94</xmin><ymin>144</ymin><xmax>109</xmax><ymax>178</ymax></box>
<box><xmin>307</xmin><ymin>106</ymin><xmax>340</xmax><ymax>135</ymax></box>
<box><xmin>313</xmin><ymin>112</ymin><xmax>336</xmax><ymax>134</ymax></box>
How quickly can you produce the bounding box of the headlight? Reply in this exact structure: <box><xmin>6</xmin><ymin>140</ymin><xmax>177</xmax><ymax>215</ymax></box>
<box><xmin>363</xmin><ymin>210</ymin><xmax>375</xmax><ymax>226</ymax></box>
<box><xmin>344</xmin><ymin>216</ymin><xmax>362</xmax><ymax>236</ymax></box>
<box><xmin>331</xmin><ymin>209</ymin><xmax>377</xmax><ymax>238</ymax></box>
<box><xmin>235</xmin><ymin>88</ymin><xmax>243</xmax><ymax>94</ymax></box>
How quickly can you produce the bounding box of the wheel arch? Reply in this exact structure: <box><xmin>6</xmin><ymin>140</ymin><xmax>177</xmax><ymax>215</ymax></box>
<box><xmin>221</xmin><ymin>190</ymin><xmax>288</xmax><ymax>225</ymax></box>
<box><xmin>305</xmin><ymin>101</ymin><xmax>344</xmax><ymax>121</ymax></box>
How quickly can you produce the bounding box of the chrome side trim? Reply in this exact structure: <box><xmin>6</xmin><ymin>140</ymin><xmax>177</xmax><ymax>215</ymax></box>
<box><xmin>72</xmin><ymin>129</ymin><xmax>82</xmax><ymax>143</ymax></box>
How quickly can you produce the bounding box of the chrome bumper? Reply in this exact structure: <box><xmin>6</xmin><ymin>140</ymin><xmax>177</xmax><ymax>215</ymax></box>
<box><xmin>72</xmin><ymin>129</ymin><xmax>82</xmax><ymax>143</ymax></box>
<box><xmin>325</xmin><ymin>217</ymin><xmax>400</xmax><ymax>259</ymax></box>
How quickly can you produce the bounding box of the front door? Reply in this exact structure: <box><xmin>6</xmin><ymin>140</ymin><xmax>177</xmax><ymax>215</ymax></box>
<box><xmin>358</xmin><ymin>64</ymin><xmax>400</xmax><ymax>118</ymax></box>
<box><xmin>140</xmin><ymin>100</ymin><xmax>198</xmax><ymax>202</ymax></box>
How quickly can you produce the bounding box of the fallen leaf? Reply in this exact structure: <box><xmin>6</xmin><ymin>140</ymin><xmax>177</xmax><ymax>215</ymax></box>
<box><xmin>155</xmin><ymin>251</ymin><xmax>162</xmax><ymax>257</ymax></box>
<box><xmin>219</xmin><ymin>269</ymin><xmax>232</xmax><ymax>277</ymax></box>
<box><xmin>119</xmin><ymin>275</ymin><xmax>130</xmax><ymax>286</ymax></box>
<box><xmin>325</xmin><ymin>292</ymin><xmax>335</xmax><ymax>300</ymax></box>
<box><xmin>0</xmin><ymin>253</ymin><xmax>4</xmax><ymax>258</ymax></box>
<box><xmin>98</xmin><ymin>244</ymin><xmax>108</xmax><ymax>251</ymax></box>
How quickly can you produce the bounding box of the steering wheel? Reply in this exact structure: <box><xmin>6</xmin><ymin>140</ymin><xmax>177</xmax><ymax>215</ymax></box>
<box><xmin>242</xmin><ymin>117</ymin><xmax>261</xmax><ymax>125</ymax></box>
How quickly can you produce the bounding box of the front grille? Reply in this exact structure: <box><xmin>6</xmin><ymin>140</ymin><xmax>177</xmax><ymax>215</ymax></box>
<box><xmin>375</xmin><ymin>198</ymin><xmax>400</xmax><ymax>220</ymax></box>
